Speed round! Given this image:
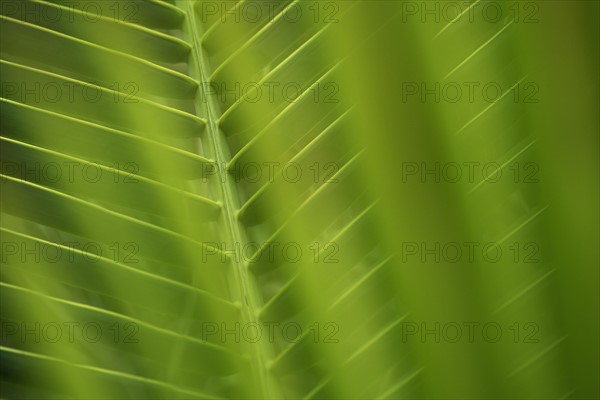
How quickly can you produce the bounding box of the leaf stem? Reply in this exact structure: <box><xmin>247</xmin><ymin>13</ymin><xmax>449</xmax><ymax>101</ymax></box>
<box><xmin>180</xmin><ymin>2</ymin><xmax>275</xmax><ymax>398</ymax></box>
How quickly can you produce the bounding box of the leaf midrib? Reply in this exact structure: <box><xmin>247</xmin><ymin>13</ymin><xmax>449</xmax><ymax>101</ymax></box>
<box><xmin>180</xmin><ymin>2</ymin><xmax>274</xmax><ymax>398</ymax></box>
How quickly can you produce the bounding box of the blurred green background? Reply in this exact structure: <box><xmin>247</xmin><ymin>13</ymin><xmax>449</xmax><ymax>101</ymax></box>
<box><xmin>0</xmin><ymin>0</ymin><xmax>598</xmax><ymax>399</ymax></box>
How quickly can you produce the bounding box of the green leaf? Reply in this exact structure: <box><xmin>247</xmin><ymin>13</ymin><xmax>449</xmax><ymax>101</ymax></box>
<box><xmin>1</xmin><ymin>1</ymin><xmax>598</xmax><ymax>399</ymax></box>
